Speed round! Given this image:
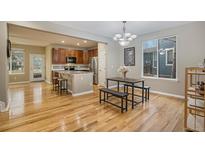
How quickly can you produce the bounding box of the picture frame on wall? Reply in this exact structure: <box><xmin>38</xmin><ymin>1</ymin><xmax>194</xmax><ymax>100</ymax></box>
<box><xmin>124</xmin><ymin>47</ymin><xmax>135</xmax><ymax>66</ymax></box>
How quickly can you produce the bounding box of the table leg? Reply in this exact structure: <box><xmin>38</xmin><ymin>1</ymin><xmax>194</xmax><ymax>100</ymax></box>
<box><xmin>148</xmin><ymin>88</ymin><xmax>150</xmax><ymax>100</ymax></box>
<box><xmin>142</xmin><ymin>81</ymin><xmax>144</xmax><ymax>103</ymax></box>
<box><xmin>117</xmin><ymin>81</ymin><xmax>119</xmax><ymax>92</ymax></box>
<box><xmin>126</xmin><ymin>96</ymin><xmax>128</xmax><ymax>111</ymax></box>
<box><xmin>132</xmin><ymin>83</ymin><xmax>134</xmax><ymax>109</ymax></box>
<box><xmin>121</xmin><ymin>98</ymin><xmax>123</xmax><ymax>113</ymax></box>
<box><xmin>99</xmin><ymin>90</ymin><xmax>101</xmax><ymax>104</ymax></box>
<box><xmin>106</xmin><ymin>79</ymin><xmax>109</xmax><ymax>99</ymax></box>
<box><xmin>145</xmin><ymin>89</ymin><xmax>147</xmax><ymax>101</ymax></box>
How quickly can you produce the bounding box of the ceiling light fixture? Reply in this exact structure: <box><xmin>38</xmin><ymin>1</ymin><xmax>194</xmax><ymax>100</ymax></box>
<box><xmin>113</xmin><ymin>21</ymin><xmax>137</xmax><ymax>46</ymax></box>
<box><xmin>83</xmin><ymin>40</ymin><xmax>87</xmax><ymax>43</ymax></box>
<box><xmin>61</xmin><ymin>40</ymin><xmax>65</xmax><ymax>43</ymax></box>
<box><xmin>77</xmin><ymin>43</ymin><xmax>80</xmax><ymax>46</ymax></box>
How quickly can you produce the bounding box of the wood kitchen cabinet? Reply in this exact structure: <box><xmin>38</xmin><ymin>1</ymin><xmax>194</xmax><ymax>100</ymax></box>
<box><xmin>88</xmin><ymin>48</ymin><xmax>98</xmax><ymax>58</ymax></box>
<box><xmin>70</xmin><ymin>50</ymin><xmax>76</xmax><ymax>57</ymax></box>
<box><xmin>52</xmin><ymin>48</ymin><xmax>60</xmax><ymax>64</ymax></box>
<box><xmin>76</xmin><ymin>50</ymin><xmax>84</xmax><ymax>64</ymax></box>
<box><xmin>83</xmin><ymin>51</ymin><xmax>89</xmax><ymax>64</ymax></box>
<box><xmin>52</xmin><ymin>48</ymin><xmax>98</xmax><ymax>65</ymax></box>
<box><xmin>93</xmin><ymin>49</ymin><xmax>98</xmax><ymax>57</ymax></box>
<box><xmin>82</xmin><ymin>48</ymin><xmax>98</xmax><ymax>64</ymax></box>
<box><xmin>52</xmin><ymin>48</ymin><xmax>66</xmax><ymax>64</ymax></box>
<box><xmin>52</xmin><ymin>48</ymin><xmax>86</xmax><ymax>64</ymax></box>
<box><xmin>60</xmin><ymin>48</ymin><xmax>66</xmax><ymax>64</ymax></box>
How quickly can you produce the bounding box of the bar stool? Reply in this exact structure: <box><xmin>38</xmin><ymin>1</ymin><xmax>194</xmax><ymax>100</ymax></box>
<box><xmin>57</xmin><ymin>78</ymin><xmax>68</xmax><ymax>94</ymax></box>
<box><xmin>52</xmin><ymin>77</ymin><xmax>59</xmax><ymax>91</ymax></box>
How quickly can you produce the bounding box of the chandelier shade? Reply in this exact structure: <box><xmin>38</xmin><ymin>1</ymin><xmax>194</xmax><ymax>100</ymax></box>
<box><xmin>113</xmin><ymin>21</ymin><xmax>137</xmax><ymax>46</ymax></box>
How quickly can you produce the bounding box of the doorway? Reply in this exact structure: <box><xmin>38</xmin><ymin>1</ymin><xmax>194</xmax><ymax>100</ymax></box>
<box><xmin>30</xmin><ymin>54</ymin><xmax>45</xmax><ymax>81</ymax></box>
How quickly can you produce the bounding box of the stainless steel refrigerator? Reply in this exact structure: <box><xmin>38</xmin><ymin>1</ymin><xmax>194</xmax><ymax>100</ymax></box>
<box><xmin>89</xmin><ymin>57</ymin><xmax>98</xmax><ymax>84</ymax></box>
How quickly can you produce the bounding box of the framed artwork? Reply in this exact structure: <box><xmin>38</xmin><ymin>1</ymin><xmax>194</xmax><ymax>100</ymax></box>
<box><xmin>124</xmin><ymin>47</ymin><xmax>135</xmax><ymax>66</ymax></box>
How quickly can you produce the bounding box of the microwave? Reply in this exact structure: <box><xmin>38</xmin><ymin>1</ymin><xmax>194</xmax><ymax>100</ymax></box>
<box><xmin>66</xmin><ymin>57</ymin><xmax>76</xmax><ymax>64</ymax></box>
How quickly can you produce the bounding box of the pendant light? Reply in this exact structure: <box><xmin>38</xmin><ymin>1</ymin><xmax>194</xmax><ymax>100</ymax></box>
<box><xmin>113</xmin><ymin>21</ymin><xmax>137</xmax><ymax>46</ymax></box>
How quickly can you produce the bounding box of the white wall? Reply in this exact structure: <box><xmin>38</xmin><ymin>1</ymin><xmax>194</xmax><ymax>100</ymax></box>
<box><xmin>106</xmin><ymin>40</ymin><xmax>121</xmax><ymax>77</ymax></box>
<box><xmin>45</xmin><ymin>45</ymin><xmax>52</xmax><ymax>83</ymax></box>
<box><xmin>119</xmin><ymin>21</ymin><xmax>205</xmax><ymax>96</ymax></box>
<box><xmin>0</xmin><ymin>22</ymin><xmax>8</xmax><ymax>111</ymax></box>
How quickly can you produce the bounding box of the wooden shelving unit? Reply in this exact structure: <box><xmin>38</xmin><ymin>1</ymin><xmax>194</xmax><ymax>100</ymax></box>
<box><xmin>184</xmin><ymin>67</ymin><xmax>205</xmax><ymax>131</ymax></box>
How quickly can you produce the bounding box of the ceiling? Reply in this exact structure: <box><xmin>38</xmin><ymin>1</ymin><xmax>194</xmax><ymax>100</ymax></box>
<box><xmin>52</xmin><ymin>21</ymin><xmax>193</xmax><ymax>38</ymax></box>
<box><xmin>9</xmin><ymin>22</ymin><xmax>193</xmax><ymax>47</ymax></box>
<box><xmin>8</xmin><ymin>24</ymin><xmax>98</xmax><ymax>48</ymax></box>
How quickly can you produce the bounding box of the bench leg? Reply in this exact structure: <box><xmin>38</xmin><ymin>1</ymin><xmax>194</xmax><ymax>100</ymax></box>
<box><xmin>52</xmin><ymin>80</ymin><xmax>54</xmax><ymax>90</ymax></box>
<box><xmin>117</xmin><ymin>82</ymin><xmax>120</xmax><ymax>92</ymax></box>
<box><xmin>121</xmin><ymin>98</ymin><xmax>124</xmax><ymax>113</ymax></box>
<box><xmin>148</xmin><ymin>88</ymin><xmax>150</xmax><ymax>100</ymax></box>
<box><xmin>99</xmin><ymin>90</ymin><xmax>102</xmax><ymax>104</ymax></box>
<box><xmin>142</xmin><ymin>82</ymin><xmax>144</xmax><ymax>103</ymax></box>
<box><xmin>132</xmin><ymin>86</ymin><xmax>134</xmax><ymax>109</ymax></box>
<box><xmin>145</xmin><ymin>89</ymin><xmax>147</xmax><ymax>101</ymax></box>
<box><xmin>104</xmin><ymin>92</ymin><xmax>106</xmax><ymax>101</ymax></box>
<box><xmin>126</xmin><ymin>96</ymin><xmax>128</xmax><ymax>111</ymax></box>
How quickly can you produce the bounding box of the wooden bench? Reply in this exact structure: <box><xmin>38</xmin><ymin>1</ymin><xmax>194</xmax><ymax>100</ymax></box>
<box><xmin>99</xmin><ymin>88</ymin><xmax>128</xmax><ymax>113</ymax></box>
<box><xmin>124</xmin><ymin>84</ymin><xmax>150</xmax><ymax>101</ymax></box>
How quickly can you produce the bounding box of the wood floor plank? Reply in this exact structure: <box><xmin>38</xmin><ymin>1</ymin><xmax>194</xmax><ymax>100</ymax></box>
<box><xmin>0</xmin><ymin>82</ymin><xmax>185</xmax><ymax>132</ymax></box>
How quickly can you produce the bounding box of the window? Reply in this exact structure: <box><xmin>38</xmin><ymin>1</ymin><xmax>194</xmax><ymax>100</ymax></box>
<box><xmin>165</xmin><ymin>48</ymin><xmax>174</xmax><ymax>66</ymax></box>
<box><xmin>9</xmin><ymin>49</ymin><xmax>25</xmax><ymax>74</ymax></box>
<box><xmin>143</xmin><ymin>36</ymin><xmax>176</xmax><ymax>79</ymax></box>
<box><xmin>143</xmin><ymin>39</ymin><xmax>158</xmax><ymax>77</ymax></box>
<box><xmin>153</xmin><ymin>51</ymin><xmax>157</xmax><ymax>68</ymax></box>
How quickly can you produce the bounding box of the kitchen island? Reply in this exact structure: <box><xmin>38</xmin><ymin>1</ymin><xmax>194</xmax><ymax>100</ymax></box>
<box><xmin>54</xmin><ymin>70</ymin><xmax>94</xmax><ymax>96</ymax></box>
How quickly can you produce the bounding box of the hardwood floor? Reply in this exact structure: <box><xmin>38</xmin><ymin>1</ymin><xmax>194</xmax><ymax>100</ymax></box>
<box><xmin>0</xmin><ymin>82</ymin><xmax>185</xmax><ymax>132</ymax></box>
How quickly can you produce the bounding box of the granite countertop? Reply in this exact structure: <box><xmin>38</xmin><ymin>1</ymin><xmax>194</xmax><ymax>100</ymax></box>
<box><xmin>54</xmin><ymin>70</ymin><xmax>93</xmax><ymax>74</ymax></box>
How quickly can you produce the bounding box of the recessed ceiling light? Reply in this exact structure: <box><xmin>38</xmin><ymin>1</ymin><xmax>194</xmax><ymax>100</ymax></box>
<box><xmin>83</xmin><ymin>40</ymin><xmax>87</xmax><ymax>43</ymax></box>
<box><xmin>77</xmin><ymin>43</ymin><xmax>80</xmax><ymax>46</ymax></box>
<box><xmin>61</xmin><ymin>40</ymin><xmax>65</xmax><ymax>43</ymax></box>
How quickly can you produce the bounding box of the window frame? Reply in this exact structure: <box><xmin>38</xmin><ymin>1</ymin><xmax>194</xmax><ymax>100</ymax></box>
<box><xmin>152</xmin><ymin>50</ymin><xmax>158</xmax><ymax>68</ymax></box>
<box><xmin>165</xmin><ymin>48</ymin><xmax>174</xmax><ymax>66</ymax></box>
<box><xmin>9</xmin><ymin>48</ymin><xmax>25</xmax><ymax>75</ymax></box>
<box><xmin>141</xmin><ymin>35</ymin><xmax>178</xmax><ymax>81</ymax></box>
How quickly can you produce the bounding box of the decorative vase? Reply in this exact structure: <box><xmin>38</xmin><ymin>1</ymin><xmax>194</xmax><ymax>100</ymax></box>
<box><xmin>122</xmin><ymin>71</ymin><xmax>127</xmax><ymax>79</ymax></box>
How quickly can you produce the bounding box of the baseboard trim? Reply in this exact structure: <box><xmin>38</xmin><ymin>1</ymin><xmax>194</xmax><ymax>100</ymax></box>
<box><xmin>150</xmin><ymin>90</ymin><xmax>185</xmax><ymax>99</ymax></box>
<box><xmin>72</xmin><ymin>90</ymin><xmax>93</xmax><ymax>96</ymax></box>
<box><xmin>8</xmin><ymin>81</ymin><xmax>30</xmax><ymax>85</ymax></box>
<box><xmin>45</xmin><ymin>80</ymin><xmax>52</xmax><ymax>84</ymax></box>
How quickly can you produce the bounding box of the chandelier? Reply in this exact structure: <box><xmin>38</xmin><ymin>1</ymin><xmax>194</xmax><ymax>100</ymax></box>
<box><xmin>113</xmin><ymin>21</ymin><xmax>137</xmax><ymax>46</ymax></box>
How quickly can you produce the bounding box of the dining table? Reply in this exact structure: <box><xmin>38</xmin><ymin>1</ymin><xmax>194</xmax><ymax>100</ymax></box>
<box><xmin>106</xmin><ymin>77</ymin><xmax>144</xmax><ymax>109</ymax></box>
